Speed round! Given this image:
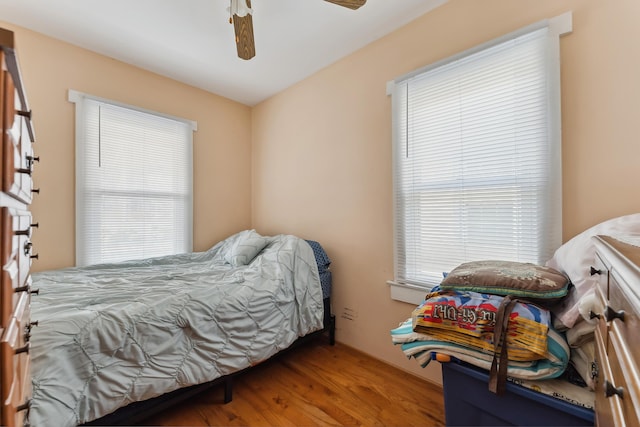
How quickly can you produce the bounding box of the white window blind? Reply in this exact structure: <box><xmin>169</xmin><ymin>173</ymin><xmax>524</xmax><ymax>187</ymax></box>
<box><xmin>389</xmin><ymin>17</ymin><xmax>570</xmax><ymax>290</ymax></box>
<box><xmin>71</xmin><ymin>91</ymin><xmax>195</xmax><ymax>266</ymax></box>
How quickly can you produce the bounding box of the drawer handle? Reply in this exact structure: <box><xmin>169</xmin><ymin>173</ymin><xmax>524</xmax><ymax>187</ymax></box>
<box><xmin>31</xmin><ymin>188</ymin><xmax>40</xmax><ymax>194</ymax></box>
<box><xmin>590</xmin><ymin>266</ymin><xmax>603</xmax><ymax>276</ymax></box>
<box><xmin>590</xmin><ymin>361</ymin><xmax>599</xmax><ymax>379</ymax></box>
<box><xmin>15</xmin><ymin>167</ymin><xmax>32</xmax><ymax>176</ymax></box>
<box><xmin>26</xmin><ymin>154</ymin><xmax>40</xmax><ymax>164</ymax></box>
<box><xmin>24</xmin><ymin>242</ymin><xmax>39</xmax><ymax>259</ymax></box>
<box><xmin>16</xmin><ymin>223</ymin><xmax>39</xmax><ymax>236</ymax></box>
<box><xmin>14</xmin><ymin>228</ymin><xmax>31</xmax><ymax>236</ymax></box>
<box><xmin>16</xmin><ymin>398</ymin><xmax>31</xmax><ymax>412</ymax></box>
<box><xmin>15</xmin><ymin>343</ymin><xmax>29</xmax><ymax>355</ymax></box>
<box><xmin>16</xmin><ymin>109</ymin><xmax>32</xmax><ymax>120</ymax></box>
<box><xmin>605</xmin><ymin>306</ymin><xmax>625</xmax><ymax>322</ymax></box>
<box><xmin>16</xmin><ymin>285</ymin><xmax>39</xmax><ymax>295</ymax></box>
<box><xmin>605</xmin><ymin>380</ymin><xmax>624</xmax><ymax>399</ymax></box>
<box><xmin>24</xmin><ymin>321</ymin><xmax>38</xmax><ymax>341</ymax></box>
<box><xmin>589</xmin><ymin>310</ymin><xmax>601</xmax><ymax>320</ymax></box>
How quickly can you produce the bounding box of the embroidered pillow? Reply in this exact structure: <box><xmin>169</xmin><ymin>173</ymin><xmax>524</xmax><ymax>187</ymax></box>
<box><xmin>440</xmin><ymin>260</ymin><xmax>569</xmax><ymax>303</ymax></box>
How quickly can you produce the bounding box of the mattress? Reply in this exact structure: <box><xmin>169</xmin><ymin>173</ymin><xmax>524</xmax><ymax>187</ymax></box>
<box><xmin>29</xmin><ymin>232</ymin><xmax>324</xmax><ymax>427</ymax></box>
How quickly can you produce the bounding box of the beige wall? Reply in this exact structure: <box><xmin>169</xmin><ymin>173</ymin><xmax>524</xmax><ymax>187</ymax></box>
<box><xmin>251</xmin><ymin>0</ymin><xmax>640</xmax><ymax>383</ymax></box>
<box><xmin>4</xmin><ymin>0</ymin><xmax>640</xmax><ymax>387</ymax></box>
<box><xmin>0</xmin><ymin>22</ymin><xmax>253</xmax><ymax>271</ymax></box>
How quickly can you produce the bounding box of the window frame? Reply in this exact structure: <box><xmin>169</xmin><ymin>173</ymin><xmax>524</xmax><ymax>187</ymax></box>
<box><xmin>69</xmin><ymin>90</ymin><xmax>197</xmax><ymax>266</ymax></box>
<box><xmin>386</xmin><ymin>13</ymin><xmax>572</xmax><ymax>304</ymax></box>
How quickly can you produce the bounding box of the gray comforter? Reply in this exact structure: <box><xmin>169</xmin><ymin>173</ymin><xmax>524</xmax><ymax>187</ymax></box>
<box><xmin>29</xmin><ymin>233</ymin><xmax>324</xmax><ymax>426</ymax></box>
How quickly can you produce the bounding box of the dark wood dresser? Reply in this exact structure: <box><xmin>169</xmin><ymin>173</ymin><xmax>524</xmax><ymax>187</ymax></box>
<box><xmin>0</xmin><ymin>27</ymin><xmax>38</xmax><ymax>427</ymax></box>
<box><xmin>592</xmin><ymin>235</ymin><xmax>640</xmax><ymax>427</ymax></box>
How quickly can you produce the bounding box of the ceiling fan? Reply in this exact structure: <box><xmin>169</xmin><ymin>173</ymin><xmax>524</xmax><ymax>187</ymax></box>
<box><xmin>228</xmin><ymin>0</ymin><xmax>367</xmax><ymax>60</ymax></box>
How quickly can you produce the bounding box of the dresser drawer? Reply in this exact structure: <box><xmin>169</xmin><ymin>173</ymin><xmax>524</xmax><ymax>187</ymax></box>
<box><xmin>593</xmin><ymin>284</ymin><xmax>608</xmax><ymax>341</ymax></box>
<box><xmin>593</xmin><ymin>327</ymin><xmax>624</xmax><ymax>427</ymax></box>
<box><xmin>593</xmin><ymin>252</ymin><xmax>610</xmax><ymax>298</ymax></box>
<box><xmin>13</xmin><ymin>291</ymin><xmax>31</xmax><ymax>407</ymax></box>
<box><xmin>607</xmin><ymin>328</ymin><xmax>640</xmax><ymax>427</ymax></box>
<box><xmin>1</xmin><ymin>207</ymin><xmax>33</xmax><ymax>276</ymax></box>
<box><xmin>0</xmin><ymin>315</ymin><xmax>30</xmax><ymax>427</ymax></box>
<box><xmin>608</xmin><ymin>268</ymin><xmax>640</xmax><ymax>361</ymax></box>
<box><xmin>1</xmin><ymin>207</ymin><xmax>20</xmax><ymax>266</ymax></box>
<box><xmin>1</xmin><ymin>273</ymin><xmax>35</xmax><ymax>338</ymax></box>
<box><xmin>0</xmin><ymin>53</ymin><xmax>4</xmax><ymax>184</ymax></box>
<box><xmin>1</xmin><ymin>208</ymin><xmax>33</xmax><ymax>327</ymax></box>
<box><xmin>2</xmin><ymin>68</ymin><xmax>34</xmax><ymax>206</ymax></box>
<box><xmin>0</xmin><ymin>260</ymin><xmax>19</xmax><ymax>327</ymax></box>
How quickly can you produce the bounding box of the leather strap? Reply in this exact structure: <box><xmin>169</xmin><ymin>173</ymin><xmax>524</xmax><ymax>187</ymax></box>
<box><xmin>488</xmin><ymin>295</ymin><xmax>519</xmax><ymax>395</ymax></box>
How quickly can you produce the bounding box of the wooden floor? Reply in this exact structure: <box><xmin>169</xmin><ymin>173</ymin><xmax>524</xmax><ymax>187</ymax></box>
<box><xmin>140</xmin><ymin>335</ymin><xmax>445</xmax><ymax>426</ymax></box>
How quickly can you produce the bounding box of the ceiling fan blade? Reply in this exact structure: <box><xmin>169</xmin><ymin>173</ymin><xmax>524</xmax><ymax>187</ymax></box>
<box><xmin>233</xmin><ymin>1</ymin><xmax>255</xmax><ymax>60</ymax></box>
<box><xmin>324</xmin><ymin>0</ymin><xmax>366</xmax><ymax>10</ymax></box>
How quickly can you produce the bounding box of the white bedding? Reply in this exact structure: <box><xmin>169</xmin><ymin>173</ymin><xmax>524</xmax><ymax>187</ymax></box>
<box><xmin>545</xmin><ymin>213</ymin><xmax>640</xmax><ymax>389</ymax></box>
<box><xmin>29</xmin><ymin>232</ymin><xmax>324</xmax><ymax>427</ymax></box>
<box><xmin>546</xmin><ymin>213</ymin><xmax>640</xmax><ymax>329</ymax></box>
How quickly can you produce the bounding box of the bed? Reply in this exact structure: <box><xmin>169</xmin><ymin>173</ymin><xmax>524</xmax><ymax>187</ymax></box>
<box><xmin>28</xmin><ymin>230</ymin><xmax>333</xmax><ymax>427</ymax></box>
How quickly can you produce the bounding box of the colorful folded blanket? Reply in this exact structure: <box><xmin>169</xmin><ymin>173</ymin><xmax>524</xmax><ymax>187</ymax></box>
<box><xmin>391</xmin><ymin>317</ymin><xmax>569</xmax><ymax>380</ymax></box>
<box><xmin>412</xmin><ymin>289</ymin><xmax>551</xmax><ymax>361</ymax></box>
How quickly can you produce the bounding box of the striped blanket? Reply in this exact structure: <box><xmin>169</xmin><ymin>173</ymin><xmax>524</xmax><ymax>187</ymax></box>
<box><xmin>391</xmin><ymin>317</ymin><xmax>569</xmax><ymax>380</ymax></box>
<box><xmin>412</xmin><ymin>289</ymin><xmax>551</xmax><ymax>361</ymax></box>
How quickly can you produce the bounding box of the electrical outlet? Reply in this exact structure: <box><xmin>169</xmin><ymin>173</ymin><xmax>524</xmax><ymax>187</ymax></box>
<box><xmin>341</xmin><ymin>307</ymin><xmax>358</xmax><ymax>321</ymax></box>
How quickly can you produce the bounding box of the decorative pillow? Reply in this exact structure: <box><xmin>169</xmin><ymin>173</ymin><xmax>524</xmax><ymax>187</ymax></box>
<box><xmin>224</xmin><ymin>229</ymin><xmax>269</xmax><ymax>267</ymax></box>
<box><xmin>546</xmin><ymin>213</ymin><xmax>640</xmax><ymax>328</ymax></box>
<box><xmin>440</xmin><ymin>260</ymin><xmax>569</xmax><ymax>303</ymax></box>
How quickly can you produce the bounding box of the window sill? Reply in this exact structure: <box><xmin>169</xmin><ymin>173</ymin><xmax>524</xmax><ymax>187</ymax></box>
<box><xmin>387</xmin><ymin>280</ymin><xmax>428</xmax><ymax>305</ymax></box>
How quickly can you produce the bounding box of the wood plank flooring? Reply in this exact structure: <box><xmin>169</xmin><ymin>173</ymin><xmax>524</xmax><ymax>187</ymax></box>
<box><xmin>140</xmin><ymin>335</ymin><xmax>445</xmax><ymax>426</ymax></box>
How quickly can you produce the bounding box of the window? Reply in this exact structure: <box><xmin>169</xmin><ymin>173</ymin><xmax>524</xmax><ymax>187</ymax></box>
<box><xmin>388</xmin><ymin>15</ymin><xmax>571</xmax><ymax>297</ymax></box>
<box><xmin>70</xmin><ymin>91</ymin><xmax>196</xmax><ymax>266</ymax></box>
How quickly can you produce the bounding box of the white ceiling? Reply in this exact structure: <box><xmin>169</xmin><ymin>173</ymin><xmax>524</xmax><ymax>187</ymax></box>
<box><xmin>0</xmin><ymin>0</ymin><xmax>446</xmax><ymax>105</ymax></box>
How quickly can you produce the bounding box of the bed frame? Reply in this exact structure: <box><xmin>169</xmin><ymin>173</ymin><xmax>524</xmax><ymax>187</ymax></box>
<box><xmin>83</xmin><ymin>298</ymin><xmax>335</xmax><ymax>426</ymax></box>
